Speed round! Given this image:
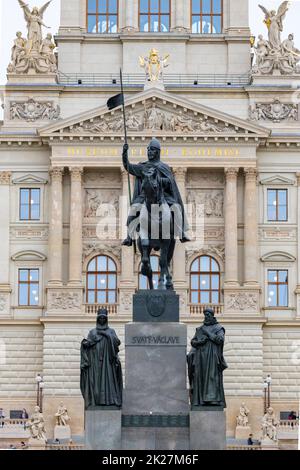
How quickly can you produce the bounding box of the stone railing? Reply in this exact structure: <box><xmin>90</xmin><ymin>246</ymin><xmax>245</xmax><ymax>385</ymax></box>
<box><xmin>189</xmin><ymin>304</ymin><xmax>224</xmax><ymax>316</ymax></box>
<box><xmin>0</xmin><ymin>419</ymin><xmax>28</xmax><ymax>428</ymax></box>
<box><xmin>279</xmin><ymin>420</ymin><xmax>299</xmax><ymax>429</ymax></box>
<box><xmin>227</xmin><ymin>445</ymin><xmax>262</xmax><ymax>451</ymax></box>
<box><xmin>278</xmin><ymin>420</ymin><xmax>299</xmax><ymax>440</ymax></box>
<box><xmin>85</xmin><ymin>304</ymin><xmax>118</xmax><ymax>315</ymax></box>
<box><xmin>46</xmin><ymin>444</ymin><xmax>84</xmax><ymax>451</ymax></box>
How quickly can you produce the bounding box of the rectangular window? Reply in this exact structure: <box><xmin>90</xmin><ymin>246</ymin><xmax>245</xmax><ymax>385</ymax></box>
<box><xmin>267</xmin><ymin>189</ymin><xmax>288</xmax><ymax>222</ymax></box>
<box><xmin>191</xmin><ymin>0</ymin><xmax>223</xmax><ymax>34</ymax></box>
<box><xmin>267</xmin><ymin>270</ymin><xmax>288</xmax><ymax>307</ymax></box>
<box><xmin>139</xmin><ymin>0</ymin><xmax>170</xmax><ymax>32</ymax></box>
<box><xmin>87</xmin><ymin>0</ymin><xmax>118</xmax><ymax>33</ymax></box>
<box><xmin>20</xmin><ymin>188</ymin><xmax>40</xmax><ymax>221</ymax></box>
<box><xmin>18</xmin><ymin>269</ymin><xmax>40</xmax><ymax>306</ymax></box>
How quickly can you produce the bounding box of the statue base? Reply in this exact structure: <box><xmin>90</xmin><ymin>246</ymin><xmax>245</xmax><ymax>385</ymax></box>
<box><xmin>235</xmin><ymin>425</ymin><xmax>252</xmax><ymax>440</ymax></box>
<box><xmin>133</xmin><ymin>290</ymin><xmax>179</xmax><ymax>322</ymax></box>
<box><xmin>54</xmin><ymin>425</ymin><xmax>71</xmax><ymax>441</ymax></box>
<box><xmin>252</xmin><ymin>74</ymin><xmax>300</xmax><ymax>87</ymax></box>
<box><xmin>190</xmin><ymin>410</ymin><xmax>226</xmax><ymax>450</ymax></box>
<box><xmin>6</xmin><ymin>73</ymin><xmax>58</xmax><ymax>84</ymax></box>
<box><xmin>27</xmin><ymin>438</ymin><xmax>46</xmax><ymax>451</ymax></box>
<box><xmin>85</xmin><ymin>409</ymin><xmax>122</xmax><ymax>450</ymax></box>
<box><xmin>122</xmin><ymin>305</ymin><xmax>190</xmax><ymax>450</ymax></box>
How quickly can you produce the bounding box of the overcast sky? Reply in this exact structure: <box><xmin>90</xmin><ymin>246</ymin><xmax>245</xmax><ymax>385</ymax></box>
<box><xmin>0</xmin><ymin>0</ymin><xmax>300</xmax><ymax>85</ymax></box>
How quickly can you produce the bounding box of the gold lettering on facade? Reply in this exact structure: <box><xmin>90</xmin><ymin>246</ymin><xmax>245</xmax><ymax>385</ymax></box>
<box><xmin>67</xmin><ymin>147</ymin><xmax>240</xmax><ymax>158</ymax></box>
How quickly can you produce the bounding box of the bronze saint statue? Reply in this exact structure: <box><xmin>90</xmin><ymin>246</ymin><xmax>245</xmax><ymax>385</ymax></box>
<box><xmin>80</xmin><ymin>309</ymin><xmax>123</xmax><ymax>409</ymax></box>
<box><xmin>187</xmin><ymin>308</ymin><xmax>227</xmax><ymax>408</ymax></box>
<box><xmin>122</xmin><ymin>139</ymin><xmax>190</xmax><ymax>290</ymax></box>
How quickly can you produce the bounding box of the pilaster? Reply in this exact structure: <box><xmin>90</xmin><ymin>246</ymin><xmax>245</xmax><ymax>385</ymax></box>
<box><xmin>0</xmin><ymin>172</ymin><xmax>12</xmax><ymax>318</ymax></box>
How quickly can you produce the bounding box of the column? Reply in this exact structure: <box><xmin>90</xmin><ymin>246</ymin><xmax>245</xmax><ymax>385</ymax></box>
<box><xmin>119</xmin><ymin>169</ymin><xmax>135</xmax><ymax>315</ymax></box>
<box><xmin>244</xmin><ymin>168</ymin><xmax>259</xmax><ymax>285</ymax></box>
<box><xmin>122</xmin><ymin>0</ymin><xmax>138</xmax><ymax>32</ymax></box>
<box><xmin>68</xmin><ymin>167</ymin><xmax>83</xmax><ymax>285</ymax></box>
<box><xmin>224</xmin><ymin>168</ymin><xmax>239</xmax><ymax>285</ymax></box>
<box><xmin>172</xmin><ymin>168</ymin><xmax>188</xmax><ymax>315</ymax></box>
<box><xmin>173</xmin><ymin>0</ymin><xmax>187</xmax><ymax>31</ymax></box>
<box><xmin>48</xmin><ymin>167</ymin><xmax>64</xmax><ymax>285</ymax></box>
<box><xmin>295</xmin><ymin>174</ymin><xmax>300</xmax><ymax>317</ymax></box>
<box><xmin>0</xmin><ymin>172</ymin><xmax>11</xmax><ymax>316</ymax></box>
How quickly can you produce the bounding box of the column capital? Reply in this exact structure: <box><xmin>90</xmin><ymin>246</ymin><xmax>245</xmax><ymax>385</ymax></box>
<box><xmin>172</xmin><ymin>167</ymin><xmax>187</xmax><ymax>181</ymax></box>
<box><xmin>225</xmin><ymin>167</ymin><xmax>239</xmax><ymax>179</ymax></box>
<box><xmin>244</xmin><ymin>167</ymin><xmax>258</xmax><ymax>181</ymax></box>
<box><xmin>0</xmin><ymin>172</ymin><xmax>12</xmax><ymax>185</ymax></box>
<box><xmin>49</xmin><ymin>167</ymin><xmax>64</xmax><ymax>182</ymax></box>
<box><xmin>69</xmin><ymin>166</ymin><xmax>84</xmax><ymax>181</ymax></box>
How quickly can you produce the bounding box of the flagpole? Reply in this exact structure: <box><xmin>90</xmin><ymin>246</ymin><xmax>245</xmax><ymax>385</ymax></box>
<box><xmin>120</xmin><ymin>69</ymin><xmax>136</xmax><ymax>254</ymax></box>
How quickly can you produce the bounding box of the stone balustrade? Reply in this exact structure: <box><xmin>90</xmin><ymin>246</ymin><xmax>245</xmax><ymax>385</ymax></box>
<box><xmin>227</xmin><ymin>445</ymin><xmax>262</xmax><ymax>451</ymax></box>
<box><xmin>46</xmin><ymin>444</ymin><xmax>84</xmax><ymax>451</ymax></box>
<box><xmin>278</xmin><ymin>420</ymin><xmax>299</xmax><ymax>440</ymax></box>
<box><xmin>85</xmin><ymin>303</ymin><xmax>118</xmax><ymax>315</ymax></box>
<box><xmin>189</xmin><ymin>304</ymin><xmax>224</xmax><ymax>316</ymax></box>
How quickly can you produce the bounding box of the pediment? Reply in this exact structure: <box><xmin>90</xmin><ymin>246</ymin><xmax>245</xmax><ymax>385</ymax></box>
<box><xmin>12</xmin><ymin>250</ymin><xmax>47</xmax><ymax>261</ymax></box>
<box><xmin>261</xmin><ymin>251</ymin><xmax>296</xmax><ymax>263</ymax></box>
<box><xmin>259</xmin><ymin>175</ymin><xmax>295</xmax><ymax>186</ymax></box>
<box><xmin>40</xmin><ymin>89</ymin><xmax>269</xmax><ymax>143</ymax></box>
<box><xmin>12</xmin><ymin>174</ymin><xmax>48</xmax><ymax>185</ymax></box>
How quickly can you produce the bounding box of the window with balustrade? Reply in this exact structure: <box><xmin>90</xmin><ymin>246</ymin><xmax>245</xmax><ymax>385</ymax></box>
<box><xmin>191</xmin><ymin>0</ymin><xmax>223</xmax><ymax>34</ymax></box>
<box><xmin>139</xmin><ymin>255</ymin><xmax>160</xmax><ymax>289</ymax></box>
<box><xmin>190</xmin><ymin>255</ymin><xmax>221</xmax><ymax>304</ymax></box>
<box><xmin>86</xmin><ymin>255</ymin><xmax>118</xmax><ymax>304</ymax></box>
<box><xmin>139</xmin><ymin>0</ymin><xmax>171</xmax><ymax>32</ymax></box>
<box><xmin>87</xmin><ymin>0</ymin><xmax>118</xmax><ymax>33</ymax></box>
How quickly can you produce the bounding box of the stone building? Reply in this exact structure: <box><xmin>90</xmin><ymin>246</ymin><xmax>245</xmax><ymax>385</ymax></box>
<box><xmin>0</xmin><ymin>0</ymin><xmax>300</xmax><ymax>443</ymax></box>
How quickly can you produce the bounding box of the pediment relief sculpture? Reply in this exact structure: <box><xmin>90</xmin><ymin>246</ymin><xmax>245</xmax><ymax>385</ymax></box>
<box><xmin>69</xmin><ymin>104</ymin><xmax>238</xmax><ymax>135</ymax></box>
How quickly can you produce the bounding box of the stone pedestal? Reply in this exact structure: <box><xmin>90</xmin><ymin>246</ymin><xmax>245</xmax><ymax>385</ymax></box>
<box><xmin>235</xmin><ymin>425</ymin><xmax>252</xmax><ymax>440</ymax></box>
<box><xmin>122</xmin><ymin>290</ymin><xmax>189</xmax><ymax>450</ymax></box>
<box><xmin>54</xmin><ymin>425</ymin><xmax>71</xmax><ymax>441</ymax></box>
<box><xmin>7</xmin><ymin>73</ymin><xmax>58</xmax><ymax>84</ymax></box>
<box><xmin>85</xmin><ymin>409</ymin><xmax>122</xmax><ymax>450</ymax></box>
<box><xmin>27</xmin><ymin>438</ymin><xmax>46</xmax><ymax>451</ymax></box>
<box><xmin>190</xmin><ymin>410</ymin><xmax>226</xmax><ymax>450</ymax></box>
<box><xmin>261</xmin><ymin>438</ymin><xmax>279</xmax><ymax>450</ymax></box>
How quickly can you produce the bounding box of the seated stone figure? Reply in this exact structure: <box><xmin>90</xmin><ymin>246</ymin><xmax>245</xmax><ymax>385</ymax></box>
<box><xmin>80</xmin><ymin>309</ymin><xmax>123</xmax><ymax>409</ymax></box>
<box><xmin>55</xmin><ymin>402</ymin><xmax>70</xmax><ymax>426</ymax></box>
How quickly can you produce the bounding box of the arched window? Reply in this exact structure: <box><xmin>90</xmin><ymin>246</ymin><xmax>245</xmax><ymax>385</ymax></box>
<box><xmin>87</xmin><ymin>0</ymin><xmax>118</xmax><ymax>33</ymax></box>
<box><xmin>139</xmin><ymin>0</ymin><xmax>171</xmax><ymax>32</ymax></box>
<box><xmin>191</xmin><ymin>0</ymin><xmax>223</xmax><ymax>34</ymax></box>
<box><xmin>139</xmin><ymin>255</ymin><xmax>160</xmax><ymax>289</ymax></box>
<box><xmin>190</xmin><ymin>255</ymin><xmax>220</xmax><ymax>304</ymax></box>
<box><xmin>86</xmin><ymin>255</ymin><xmax>117</xmax><ymax>304</ymax></box>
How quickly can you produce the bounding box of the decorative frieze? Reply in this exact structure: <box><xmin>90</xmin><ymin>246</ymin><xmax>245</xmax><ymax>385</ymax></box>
<box><xmin>187</xmin><ymin>171</ymin><xmax>225</xmax><ymax>187</ymax></box>
<box><xmin>0</xmin><ymin>295</ymin><xmax>7</xmax><ymax>312</ymax></box>
<box><xmin>83</xmin><ymin>241</ymin><xmax>121</xmax><ymax>262</ymax></box>
<box><xmin>187</xmin><ymin>190</ymin><xmax>224</xmax><ymax>218</ymax></box>
<box><xmin>48</xmin><ymin>291</ymin><xmax>82</xmax><ymax>311</ymax></box>
<box><xmin>10</xmin><ymin>99</ymin><xmax>60</xmax><ymax>122</ymax></box>
<box><xmin>84</xmin><ymin>189</ymin><xmax>120</xmax><ymax>218</ymax></box>
<box><xmin>259</xmin><ymin>228</ymin><xmax>297</xmax><ymax>241</ymax></box>
<box><xmin>0</xmin><ymin>172</ymin><xmax>12</xmax><ymax>185</ymax></box>
<box><xmin>10</xmin><ymin>226</ymin><xmax>49</xmax><ymax>241</ymax></box>
<box><xmin>249</xmin><ymin>99</ymin><xmax>298</xmax><ymax>123</ymax></box>
<box><xmin>225</xmin><ymin>292</ymin><xmax>258</xmax><ymax>312</ymax></box>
